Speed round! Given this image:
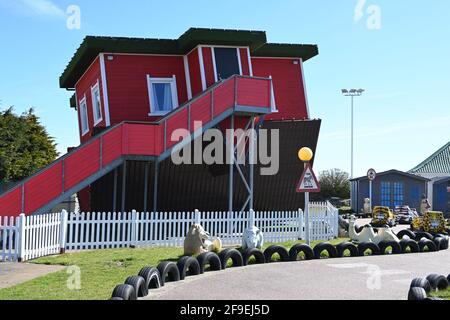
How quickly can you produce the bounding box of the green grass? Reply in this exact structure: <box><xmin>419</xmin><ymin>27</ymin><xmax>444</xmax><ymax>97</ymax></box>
<box><xmin>430</xmin><ymin>288</ymin><xmax>450</xmax><ymax>300</ymax></box>
<box><xmin>0</xmin><ymin>238</ymin><xmax>348</xmax><ymax>300</ymax></box>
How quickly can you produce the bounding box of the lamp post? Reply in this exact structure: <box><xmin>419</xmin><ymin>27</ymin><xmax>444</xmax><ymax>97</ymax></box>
<box><xmin>298</xmin><ymin>147</ymin><xmax>314</xmax><ymax>245</ymax></box>
<box><xmin>341</xmin><ymin>88</ymin><xmax>364</xmax><ymax>179</ymax></box>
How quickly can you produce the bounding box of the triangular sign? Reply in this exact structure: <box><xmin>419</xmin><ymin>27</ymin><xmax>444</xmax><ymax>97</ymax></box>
<box><xmin>296</xmin><ymin>163</ymin><xmax>321</xmax><ymax>193</ymax></box>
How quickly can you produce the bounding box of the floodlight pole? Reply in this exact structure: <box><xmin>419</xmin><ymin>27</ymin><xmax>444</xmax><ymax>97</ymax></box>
<box><xmin>342</xmin><ymin>89</ymin><xmax>364</xmax><ymax>179</ymax></box>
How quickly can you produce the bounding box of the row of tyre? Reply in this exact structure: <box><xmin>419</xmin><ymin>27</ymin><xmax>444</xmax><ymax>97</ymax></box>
<box><xmin>408</xmin><ymin>273</ymin><xmax>450</xmax><ymax>301</ymax></box>
<box><xmin>110</xmin><ymin>235</ymin><xmax>448</xmax><ymax>300</ymax></box>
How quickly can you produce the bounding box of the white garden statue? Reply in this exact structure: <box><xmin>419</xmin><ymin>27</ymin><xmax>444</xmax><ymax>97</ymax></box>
<box><xmin>348</xmin><ymin>216</ymin><xmax>399</xmax><ymax>245</ymax></box>
<box><xmin>184</xmin><ymin>224</ymin><xmax>222</xmax><ymax>256</ymax></box>
<box><xmin>242</xmin><ymin>226</ymin><xmax>264</xmax><ymax>250</ymax></box>
<box><xmin>363</xmin><ymin>198</ymin><xmax>371</xmax><ymax>214</ymax></box>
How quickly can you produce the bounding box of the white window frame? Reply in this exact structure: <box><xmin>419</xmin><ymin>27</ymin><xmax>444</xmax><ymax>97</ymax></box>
<box><xmin>79</xmin><ymin>96</ymin><xmax>89</xmax><ymax>136</ymax></box>
<box><xmin>147</xmin><ymin>75</ymin><xmax>179</xmax><ymax>116</ymax></box>
<box><xmin>269</xmin><ymin>75</ymin><xmax>278</xmax><ymax>112</ymax></box>
<box><xmin>91</xmin><ymin>81</ymin><xmax>103</xmax><ymax>125</ymax></box>
<box><xmin>211</xmin><ymin>46</ymin><xmax>243</xmax><ymax>82</ymax></box>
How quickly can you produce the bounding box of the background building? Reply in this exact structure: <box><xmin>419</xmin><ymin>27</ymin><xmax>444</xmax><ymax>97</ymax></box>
<box><xmin>350</xmin><ymin>170</ymin><xmax>429</xmax><ymax>213</ymax></box>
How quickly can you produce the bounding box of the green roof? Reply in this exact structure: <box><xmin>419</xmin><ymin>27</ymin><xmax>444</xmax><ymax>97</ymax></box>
<box><xmin>409</xmin><ymin>141</ymin><xmax>450</xmax><ymax>174</ymax></box>
<box><xmin>60</xmin><ymin>28</ymin><xmax>318</xmax><ymax>89</ymax></box>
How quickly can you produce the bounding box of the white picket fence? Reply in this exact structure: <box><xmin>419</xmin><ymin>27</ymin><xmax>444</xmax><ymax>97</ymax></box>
<box><xmin>0</xmin><ymin>202</ymin><xmax>338</xmax><ymax>262</ymax></box>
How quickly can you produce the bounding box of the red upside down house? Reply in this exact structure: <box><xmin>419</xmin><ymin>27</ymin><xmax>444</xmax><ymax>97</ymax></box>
<box><xmin>0</xmin><ymin>28</ymin><xmax>321</xmax><ymax>217</ymax></box>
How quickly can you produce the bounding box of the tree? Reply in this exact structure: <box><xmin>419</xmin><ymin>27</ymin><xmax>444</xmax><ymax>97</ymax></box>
<box><xmin>0</xmin><ymin>107</ymin><xmax>58</xmax><ymax>182</ymax></box>
<box><xmin>317</xmin><ymin>168</ymin><xmax>350</xmax><ymax>200</ymax></box>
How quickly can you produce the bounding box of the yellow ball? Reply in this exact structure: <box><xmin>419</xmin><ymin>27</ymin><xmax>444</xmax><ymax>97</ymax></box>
<box><xmin>298</xmin><ymin>147</ymin><xmax>313</xmax><ymax>162</ymax></box>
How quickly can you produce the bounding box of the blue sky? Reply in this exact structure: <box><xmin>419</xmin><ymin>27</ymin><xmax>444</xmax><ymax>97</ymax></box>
<box><xmin>0</xmin><ymin>0</ymin><xmax>449</xmax><ymax>178</ymax></box>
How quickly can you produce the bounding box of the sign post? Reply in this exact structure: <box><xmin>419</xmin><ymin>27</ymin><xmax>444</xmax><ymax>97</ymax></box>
<box><xmin>367</xmin><ymin>169</ymin><xmax>376</xmax><ymax>213</ymax></box>
<box><xmin>296</xmin><ymin>148</ymin><xmax>321</xmax><ymax>246</ymax></box>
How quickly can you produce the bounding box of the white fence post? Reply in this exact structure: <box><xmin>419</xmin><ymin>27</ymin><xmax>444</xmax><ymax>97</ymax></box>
<box><xmin>298</xmin><ymin>209</ymin><xmax>303</xmax><ymax>240</ymax></box>
<box><xmin>131</xmin><ymin>210</ymin><xmax>138</xmax><ymax>248</ymax></box>
<box><xmin>59</xmin><ymin>210</ymin><xmax>68</xmax><ymax>254</ymax></box>
<box><xmin>18</xmin><ymin>213</ymin><xmax>26</xmax><ymax>262</ymax></box>
<box><xmin>195</xmin><ymin>209</ymin><xmax>201</xmax><ymax>225</ymax></box>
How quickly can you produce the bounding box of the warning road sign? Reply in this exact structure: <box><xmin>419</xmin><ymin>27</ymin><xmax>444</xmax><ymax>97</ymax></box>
<box><xmin>296</xmin><ymin>163</ymin><xmax>320</xmax><ymax>193</ymax></box>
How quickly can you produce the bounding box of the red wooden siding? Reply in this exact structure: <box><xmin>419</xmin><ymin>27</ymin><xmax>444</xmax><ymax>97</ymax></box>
<box><xmin>64</xmin><ymin>140</ymin><xmax>101</xmax><ymax>190</ymax></box>
<box><xmin>122</xmin><ymin>124</ymin><xmax>161</xmax><ymax>156</ymax></box>
<box><xmin>188</xmin><ymin>48</ymin><xmax>203</xmax><ymax>96</ymax></box>
<box><xmin>104</xmin><ymin>54</ymin><xmax>188</xmax><ymax>124</ymax></box>
<box><xmin>213</xmin><ymin>79</ymin><xmax>235</xmax><ymax>117</ymax></box>
<box><xmin>239</xmin><ymin>48</ymin><xmax>251</xmax><ymax>76</ymax></box>
<box><xmin>24</xmin><ymin>163</ymin><xmax>62</xmax><ymax>214</ymax></box>
<box><xmin>190</xmin><ymin>93</ymin><xmax>212</xmax><ymax>129</ymax></box>
<box><xmin>202</xmin><ymin>47</ymin><xmax>215</xmax><ymax>87</ymax></box>
<box><xmin>75</xmin><ymin>57</ymin><xmax>107</xmax><ymax>144</ymax></box>
<box><xmin>102</xmin><ymin>125</ymin><xmax>123</xmax><ymax>167</ymax></box>
<box><xmin>166</xmin><ymin>108</ymin><xmax>189</xmax><ymax>149</ymax></box>
<box><xmin>0</xmin><ymin>187</ymin><xmax>21</xmax><ymax>217</ymax></box>
<box><xmin>251</xmin><ymin>57</ymin><xmax>308</xmax><ymax>120</ymax></box>
<box><xmin>236</xmin><ymin>77</ymin><xmax>270</xmax><ymax>108</ymax></box>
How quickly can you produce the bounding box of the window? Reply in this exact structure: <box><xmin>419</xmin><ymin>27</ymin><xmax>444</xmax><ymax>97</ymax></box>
<box><xmin>91</xmin><ymin>82</ymin><xmax>102</xmax><ymax>125</ymax></box>
<box><xmin>79</xmin><ymin>96</ymin><xmax>89</xmax><ymax>135</ymax></box>
<box><xmin>393</xmin><ymin>182</ymin><xmax>404</xmax><ymax>207</ymax></box>
<box><xmin>147</xmin><ymin>75</ymin><xmax>179</xmax><ymax>115</ymax></box>
<box><xmin>213</xmin><ymin>47</ymin><xmax>241</xmax><ymax>81</ymax></box>
<box><xmin>380</xmin><ymin>182</ymin><xmax>391</xmax><ymax>207</ymax></box>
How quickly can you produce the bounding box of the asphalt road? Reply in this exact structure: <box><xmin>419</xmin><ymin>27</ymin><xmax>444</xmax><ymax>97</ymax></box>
<box><xmin>144</xmin><ymin>248</ymin><xmax>450</xmax><ymax>300</ymax></box>
<box><xmin>144</xmin><ymin>221</ymin><xmax>448</xmax><ymax>300</ymax></box>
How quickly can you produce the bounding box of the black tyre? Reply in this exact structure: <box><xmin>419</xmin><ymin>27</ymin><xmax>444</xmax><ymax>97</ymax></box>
<box><xmin>396</xmin><ymin>229</ymin><xmax>415</xmax><ymax>240</ymax></box>
<box><xmin>218</xmin><ymin>248</ymin><xmax>243</xmax><ymax>269</ymax></box>
<box><xmin>357</xmin><ymin>242</ymin><xmax>380</xmax><ymax>256</ymax></box>
<box><xmin>436</xmin><ymin>236</ymin><xmax>449</xmax><ymax>250</ymax></box>
<box><xmin>263</xmin><ymin>245</ymin><xmax>289</xmax><ymax>263</ymax></box>
<box><xmin>418</xmin><ymin>239</ymin><xmax>437</xmax><ymax>252</ymax></box>
<box><xmin>399</xmin><ymin>239</ymin><xmax>420</xmax><ymax>254</ymax></box>
<box><xmin>426</xmin><ymin>274</ymin><xmax>449</xmax><ymax>290</ymax></box>
<box><xmin>335</xmin><ymin>242</ymin><xmax>359</xmax><ymax>257</ymax></box>
<box><xmin>433</xmin><ymin>237</ymin><xmax>446</xmax><ymax>251</ymax></box>
<box><xmin>138</xmin><ymin>266</ymin><xmax>161</xmax><ymax>289</ymax></box>
<box><xmin>241</xmin><ymin>248</ymin><xmax>266</xmax><ymax>266</ymax></box>
<box><xmin>378</xmin><ymin>241</ymin><xmax>402</xmax><ymax>255</ymax></box>
<box><xmin>447</xmin><ymin>273</ymin><xmax>450</xmax><ymax>285</ymax></box>
<box><xmin>415</xmin><ymin>232</ymin><xmax>433</xmax><ymax>241</ymax></box>
<box><xmin>410</xmin><ymin>278</ymin><xmax>431</xmax><ymax>293</ymax></box>
<box><xmin>177</xmin><ymin>256</ymin><xmax>201</xmax><ymax>280</ymax></box>
<box><xmin>313</xmin><ymin>242</ymin><xmax>338</xmax><ymax>259</ymax></box>
<box><xmin>408</xmin><ymin>287</ymin><xmax>427</xmax><ymax>301</ymax></box>
<box><xmin>157</xmin><ymin>261</ymin><xmax>180</xmax><ymax>286</ymax></box>
<box><xmin>289</xmin><ymin>244</ymin><xmax>314</xmax><ymax>261</ymax></box>
<box><xmin>197</xmin><ymin>252</ymin><xmax>222</xmax><ymax>273</ymax></box>
<box><xmin>111</xmin><ymin>284</ymin><xmax>137</xmax><ymax>301</ymax></box>
<box><xmin>124</xmin><ymin>275</ymin><xmax>148</xmax><ymax>297</ymax></box>
<box><xmin>110</xmin><ymin>297</ymin><xmax>124</xmax><ymax>300</ymax></box>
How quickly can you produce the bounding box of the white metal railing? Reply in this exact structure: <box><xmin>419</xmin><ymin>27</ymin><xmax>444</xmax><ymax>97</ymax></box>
<box><xmin>0</xmin><ymin>202</ymin><xmax>338</xmax><ymax>262</ymax></box>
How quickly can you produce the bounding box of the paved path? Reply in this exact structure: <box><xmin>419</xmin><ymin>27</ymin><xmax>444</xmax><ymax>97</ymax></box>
<box><xmin>144</xmin><ymin>247</ymin><xmax>450</xmax><ymax>301</ymax></box>
<box><xmin>0</xmin><ymin>263</ymin><xmax>65</xmax><ymax>289</ymax></box>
